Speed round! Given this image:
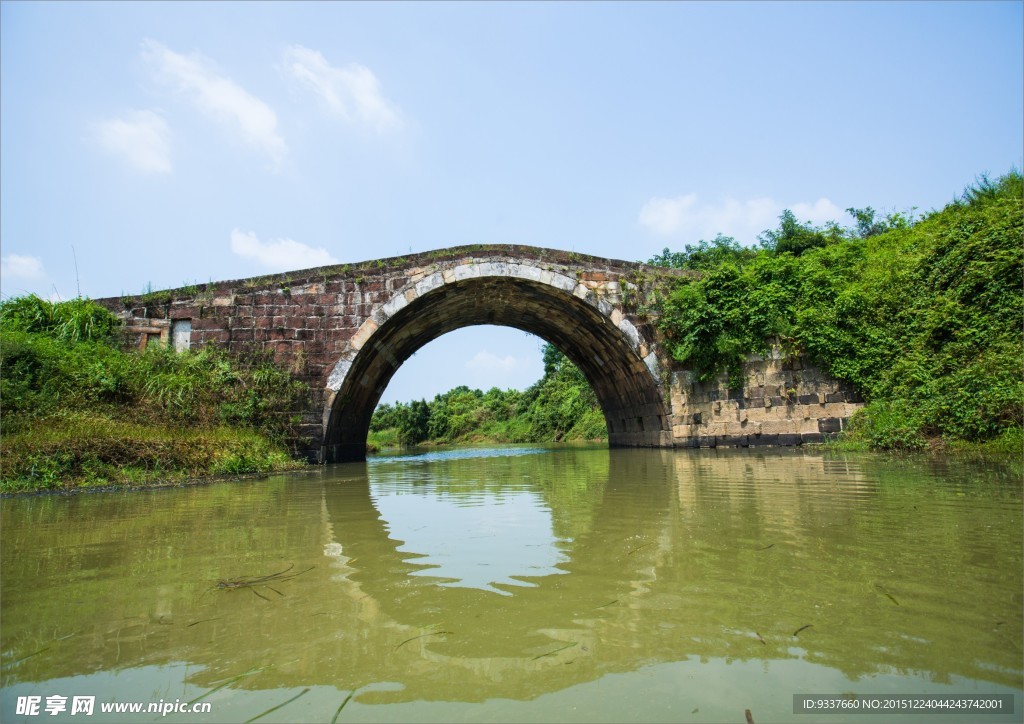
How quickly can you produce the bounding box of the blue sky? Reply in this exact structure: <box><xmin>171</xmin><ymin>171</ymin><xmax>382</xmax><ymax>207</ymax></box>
<box><xmin>2</xmin><ymin>1</ymin><xmax>1021</xmax><ymax>405</ymax></box>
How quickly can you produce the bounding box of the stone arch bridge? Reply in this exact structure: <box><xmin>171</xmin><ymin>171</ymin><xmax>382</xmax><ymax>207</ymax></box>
<box><xmin>101</xmin><ymin>245</ymin><xmax>860</xmax><ymax>462</ymax></box>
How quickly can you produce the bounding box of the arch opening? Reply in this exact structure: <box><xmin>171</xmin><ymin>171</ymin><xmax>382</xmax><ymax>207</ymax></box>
<box><xmin>323</xmin><ymin>273</ymin><xmax>668</xmax><ymax>462</ymax></box>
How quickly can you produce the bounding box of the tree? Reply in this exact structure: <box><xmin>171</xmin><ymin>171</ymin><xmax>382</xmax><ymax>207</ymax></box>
<box><xmin>758</xmin><ymin>210</ymin><xmax>835</xmax><ymax>256</ymax></box>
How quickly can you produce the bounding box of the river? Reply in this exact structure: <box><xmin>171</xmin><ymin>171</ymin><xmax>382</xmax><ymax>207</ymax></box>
<box><xmin>1</xmin><ymin>446</ymin><xmax>1021</xmax><ymax>723</ymax></box>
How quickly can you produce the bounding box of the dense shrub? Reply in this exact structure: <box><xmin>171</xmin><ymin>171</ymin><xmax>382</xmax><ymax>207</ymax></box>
<box><xmin>648</xmin><ymin>171</ymin><xmax>1023</xmax><ymax>450</ymax></box>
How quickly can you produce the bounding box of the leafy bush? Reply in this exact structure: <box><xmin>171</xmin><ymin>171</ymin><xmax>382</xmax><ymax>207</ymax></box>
<box><xmin>649</xmin><ymin>171</ymin><xmax>1023</xmax><ymax>450</ymax></box>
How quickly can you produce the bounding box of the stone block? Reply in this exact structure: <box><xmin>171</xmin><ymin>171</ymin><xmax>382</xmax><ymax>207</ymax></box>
<box><xmin>199</xmin><ymin>330</ymin><xmax>230</xmax><ymax>344</ymax></box>
<box><xmin>817</xmin><ymin>417</ymin><xmax>842</xmax><ymax>434</ymax></box>
<box><xmin>759</xmin><ymin>419</ymin><xmax>798</xmax><ymax>435</ymax></box>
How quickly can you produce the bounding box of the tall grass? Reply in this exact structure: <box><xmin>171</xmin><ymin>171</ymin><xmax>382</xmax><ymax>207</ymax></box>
<box><xmin>1</xmin><ymin>297</ymin><xmax>308</xmax><ymax>492</ymax></box>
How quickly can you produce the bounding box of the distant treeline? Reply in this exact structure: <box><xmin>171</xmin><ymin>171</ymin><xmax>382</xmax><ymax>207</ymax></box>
<box><xmin>368</xmin><ymin>344</ymin><xmax>607</xmax><ymax>449</ymax></box>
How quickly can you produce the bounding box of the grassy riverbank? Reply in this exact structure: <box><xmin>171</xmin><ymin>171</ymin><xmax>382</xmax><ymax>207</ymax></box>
<box><xmin>0</xmin><ymin>296</ymin><xmax>308</xmax><ymax>493</ymax></box>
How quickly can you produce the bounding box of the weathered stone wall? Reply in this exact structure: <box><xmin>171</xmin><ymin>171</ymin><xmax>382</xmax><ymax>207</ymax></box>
<box><xmin>99</xmin><ymin>245</ymin><xmax>675</xmax><ymax>461</ymax></box>
<box><xmin>667</xmin><ymin>349</ymin><xmax>864</xmax><ymax>448</ymax></box>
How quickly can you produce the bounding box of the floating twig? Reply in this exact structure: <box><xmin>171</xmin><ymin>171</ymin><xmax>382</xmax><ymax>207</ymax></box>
<box><xmin>756</xmin><ymin>544</ymin><xmax>774</xmax><ymax>551</ymax></box>
<box><xmin>2</xmin><ymin>646</ymin><xmax>49</xmax><ymax>669</ymax></box>
<box><xmin>755</xmin><ymin>632</ymin><xmax>766</xmax><ymax>645</ymax></box>
<box><xmin>187</xmin><ymin>617</ymin><xmax>222</xmax><ymax>628</ymax></box>
<box><xmin>215</xmin><ymin>565</ymin><xmax>315</xmax><ymax>602</ymax></box>
<box><xmin>875</xmin><ymin>584</ymin><xmax>900</xmax><ymax>606</ymax></box>
<box><xmin>246</xmin><ymin>688</ymin><xmax>309</xmax><ymax>723</ymax></box>
<box><xmin>532</xmin><ymin>642</ymin><xmax>578</xmax><ymax>660</ymax></box>
<box><xmin>187</xmin><ymin>666</ymin><xmax>264</xmax><ymax>706</ymax></box>
<box><xmin>395</xmin><ymin>631</ymin><xmax>451</xmax><ymax>650</ymax></box>
<box><xmin>331</xmin><ymin>691</ymin><xmax>355</xmax><ymax>724</ymax></box>
<box><xmin>626</xmin><ymin>543</ymin><xmax>653</xmax><ymax>556</ymax></box>
<box><xmin>594</xmin><ymin>599</ymin><xmax>619</xmax><ymax>609</ymax></box>
<box><xmin>793</xmin><ymin>624</ymin><xmax>813</xmax><ymax>637</ymax></box>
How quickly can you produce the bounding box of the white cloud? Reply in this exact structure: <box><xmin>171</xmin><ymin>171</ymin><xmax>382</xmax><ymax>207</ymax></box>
<box><xmin>638</xmin><ymin>193</ymin><xmax>844</xmax><ymax>244</ymax></box>
<box><xmin>791</xmin><ymin>198</ymin><xmax>845</xmax><ymax>224</ymax></box>
<box><xmin>230</xmin><ymin>229</ymin><xmax>338</xmax><ymax>271</ymax></box>
<box><xmin>465</xmin><ymin>350</ymin><xmax>522</xmax><ymax>374</ymax></box>
<box><xmin>1</xmin><ymin>254</ymin><xmax>45</xmax><ymax>281</ymax></box>
<box><xmin>95</xmin><ymin>110</ymin><xmax>172</xmax><ymax>173</ymax></box>
<box><xmin>141</xmin><ymin>39</ymin><xmax>287</xmax><ymax>164</ymax></box>
<box><xmin>282</xmin><ymin>45</ymin><xmax>402</xmax><ymax>132</ymax></box>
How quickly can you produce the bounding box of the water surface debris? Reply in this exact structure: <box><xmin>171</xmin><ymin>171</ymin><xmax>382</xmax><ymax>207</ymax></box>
<box><xmin>746</xmin><ymin>708</ymin><xmax>755</xmax><ymax>724</ymax></box>
<box><xmin>187</xmin><ymin>617</ymin><xmax>223</xmax><ymax>628</ymax></box>
<box><xmin>531</xmin><ymin>642</ymin><xmax>578</xmax><ymax>660</ymax></box>
<box><xmin>875</xmin><ymin>584</ymin><xmax>901</xmax><ymax>606</ymax></box>
<box><xmin>626</xmin><ymin>543</ymin><xmax>654</xmax><ymax>556</ymax></box>
<box><xmin>395</xmin><ymin>631</ymin><xmax>451</xmax><ymax>650</ymax></box>
<box><xmin>2</xmin><ymin>646</ymin><xmax>50</xmax><ymax>669</ymax></box>
<box><xmin>755</xmin><ymin>632</ymin><xmax>766</xmax><ymax>645</ymax></box>
<box><xmin>756</xmin><ymin>544</ymin><xmax>774</xmax><ymax>551</ymax></box>
<box><xmin>594</xmin><ymin>599</ymin><xmax>619</xmax><ymax>609</ymax></box>
<box><xmin>187</xmin><ymin>666</ymin><xmax>265</xmax><ymax>706</ymax></box>
<box><xmin>245</xmin><ymin>687</ymin><xmax>309</xmax><ymax>723</ymax></box>
<box><xmin>793</xmin><ymin>624</ymin><xmax>813</xmax><ymax>637</ymax></box>
<box><xmin>215</xmin><ymin>564</ymin><xmax>315</xmax><ymax>591</ymax></box>
<box><xmin>331</xmin><ymin>691</ymin><xmax>355</xmax><ymax>724</ymax></box>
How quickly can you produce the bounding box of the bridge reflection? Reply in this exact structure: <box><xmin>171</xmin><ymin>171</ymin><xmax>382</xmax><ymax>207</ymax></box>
<box><xmin>1</xmin><ymin>449</ymin><xmax>1020</xmax><ymax>704</ymax></box>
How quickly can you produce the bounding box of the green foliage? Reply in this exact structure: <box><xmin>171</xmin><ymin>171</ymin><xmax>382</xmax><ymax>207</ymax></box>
<box><xmin>369</xmin><ymin>344</ymin><xmax>606</xmax><ymax>449</ymax></box>
<box><xmin>648</xmin><ymin>235</ymin><xmax>756</xmax><ymax>271</ymax></box>
<box><xmin>650</xmin><ymin>171</ymin><xmax>1024</xmax><ymax>450</ymax></box>
<box><xmin>757</xmin><ymin>209</ymin><xmax>843</xmax><ymax>256</ymax></box>
<box><xmin>1</xmin><ymin>298</ymin><xmax>309</xmax><ymax>491</ymax></box>
<box><xmin>1</xmin><ymin>295</ymin><xmax>120</xmax><ymax>342</ymax></box>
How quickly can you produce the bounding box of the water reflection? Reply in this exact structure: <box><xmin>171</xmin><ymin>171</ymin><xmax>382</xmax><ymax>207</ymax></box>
<box><xmin>1</xmin><ymin>447</ymin><xmax>1020</xmax><ymax>722</ymax></box>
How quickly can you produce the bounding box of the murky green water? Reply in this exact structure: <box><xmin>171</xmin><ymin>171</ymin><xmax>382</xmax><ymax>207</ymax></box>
<box><xmin>1</xmin><ymin>446</ymin><xmax>1021</xmax><ymax>723</ymax></box>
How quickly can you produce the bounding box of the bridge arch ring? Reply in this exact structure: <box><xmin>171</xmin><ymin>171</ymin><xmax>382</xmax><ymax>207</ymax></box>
<box><xmin>321</xmin><ymin>261</ymin><xmax>669</xmax><ymax>462</ymax></box>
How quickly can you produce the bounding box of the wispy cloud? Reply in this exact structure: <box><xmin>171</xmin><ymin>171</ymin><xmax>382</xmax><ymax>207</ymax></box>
<box><xmin>282</xmin><ymin>45</ymin><xmax>402</xmax><ymax>132</ymax></box>
<box><xmin>1</xmin><ymin>254</ymin><xmax>45</xmax><ymax>281</ymax></box>
<box><xmin>230</xmin><ymin>229</ymin><xmax>338</xmax><ymax>271</ymax></box>
<box><xmin>142</xmin><ymin>39</ymin><xmax>287</xmax><ymax>165</ymax></box>
<box><xmin>465</xmin><ymin>350</ymin><xmax>522</xmax><ymax>374</ymax></box>
<box><xmin>95</xmin><ymin>109</ymin><xmax>172</xmax><ymax>174</ymax></box>
<box><xmin>639</xmin><ymin>193</ymin><xmax>844</xmax><ymax>244</ymax></box>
